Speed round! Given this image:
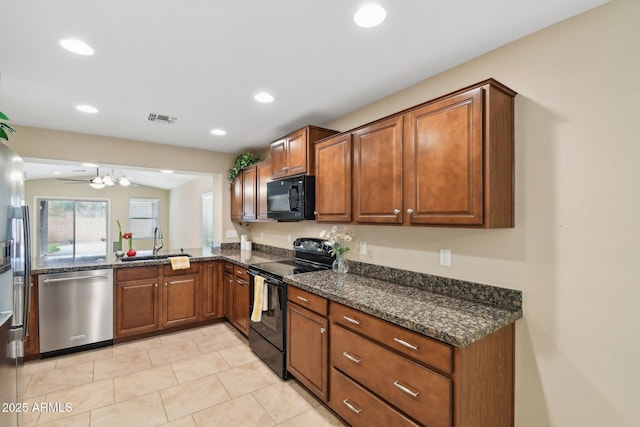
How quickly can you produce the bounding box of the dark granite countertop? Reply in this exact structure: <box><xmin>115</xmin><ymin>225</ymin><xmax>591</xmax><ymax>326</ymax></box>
<box><xmin>32</xmin><ymin>244</ymin><xmax>522</xmax><ymax>348</ymax></box>
<box><xmin>31</xmin><ymin>247</ymin><xmax>289</xmax><ymax>275</ymax></box>
<box><xmin>284</xmin><ymin>270</ymin><xmax>522</xmax><ymax>347</ymax></box>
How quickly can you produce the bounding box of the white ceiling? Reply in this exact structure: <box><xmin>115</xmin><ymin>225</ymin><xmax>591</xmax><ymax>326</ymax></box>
<box><xmin>1</xmin><ymin>1</ymin><xmax>608</xmax><ymax>187</ymax></box>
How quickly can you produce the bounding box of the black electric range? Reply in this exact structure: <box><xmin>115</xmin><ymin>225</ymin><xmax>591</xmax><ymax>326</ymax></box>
<box><xmin>247</xmin><ymin>238</ymin><xmax>334</xmax><ymax>378</ymax></box>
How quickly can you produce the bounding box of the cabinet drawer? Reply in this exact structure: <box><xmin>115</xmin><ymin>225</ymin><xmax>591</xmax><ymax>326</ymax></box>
<box><xmin>234</xmin><ymin>266</ymin><xmax>249</xmax><ymax>281</ymax></box>
<box><xmin>162</xmin><ymin>262</ymin><xmax>200</xmax><ymax>276</ymax></box>
<box><xmin>330</xmin><ymin>367</ymin><xmax>419</xmax><ymax>427</ymax></box>
<box><xmin>332</xmin><ymin>324</ymin><xmax>452</xmax><ymax>427</ymax></box>
<box><xmin>288</xmin><ymin>286</ymin><xmax>328</xmax><ymax>316</ymax></box>
<box><xmin>116</xmin><ymin>266</ymin><xmax>158</xmax><ymax>282</ymax></box>
<box><xmin>331</xmin><ymin>302</ymin><xmax>452</xmax><ymax>374</ymax></box>
<box><xmin>223</xmin><ymin>262</ymin><xmax>234</xmax><ymax>274</ymax></box>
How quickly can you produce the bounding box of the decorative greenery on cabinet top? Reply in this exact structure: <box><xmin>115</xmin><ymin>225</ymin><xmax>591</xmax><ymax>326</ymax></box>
<box><xmin>228</xmin><ymin>152</ymin><xmax>260</xmax><ymax>182</ymax></box>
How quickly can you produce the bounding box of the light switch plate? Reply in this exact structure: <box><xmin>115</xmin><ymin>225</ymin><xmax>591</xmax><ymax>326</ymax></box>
<box><xmin>226</xmin><ymin>229</ymin><xmax>238</xmax><ymax>238</ymax></box>
<box><xmin>359</xmin><ymin>241</ymin><xmax>367</xmax><ymax>255</ymax></box>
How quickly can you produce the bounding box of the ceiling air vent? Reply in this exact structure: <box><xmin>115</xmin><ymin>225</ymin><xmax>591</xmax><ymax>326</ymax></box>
<box><xmin>146</xmin><ymin>113</ymin><xmax>177</xmax><ymax>125</ymax></box>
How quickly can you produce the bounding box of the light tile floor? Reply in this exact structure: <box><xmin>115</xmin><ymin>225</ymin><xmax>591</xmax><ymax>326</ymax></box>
<box><xmin>22</xmin><ymin>322</ymin><xmax>347</xmax><ymax>427</ymax></box>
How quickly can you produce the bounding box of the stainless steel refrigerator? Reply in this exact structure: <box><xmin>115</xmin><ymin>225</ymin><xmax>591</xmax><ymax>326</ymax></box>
<box><xmin>0</xmin><ymin>141</ymin><xmax>31</xmax><ymax>427</ymax></box>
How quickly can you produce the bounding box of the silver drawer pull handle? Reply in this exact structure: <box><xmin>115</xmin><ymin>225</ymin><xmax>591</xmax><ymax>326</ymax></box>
<box><xmin>296</xmin><ymin>296</ymin><xmax>309</xmax><ymax>303</ymax></box>
<box><xmin>393</xmin><ymin>381</ymin><xmax>420</xmax><ymax>397</ymax></box>
<box><xmin>342</xmin><ymin>399</ymin><xmax>362</xmax><ymax>414</ymax></box>
<box><xmin>393</xmin><ymin>337</ymin><xmax>420</xmax><ymax>350</ymax></box>
<box><xmin>343</xmin><ymin>315</ymin><xmax>361</xmax><ymax>325</ymax></box>
<box><xmin>342</xmin><ymin>352</ymin><xmax>362</xmax><ymax>364</ymax></box>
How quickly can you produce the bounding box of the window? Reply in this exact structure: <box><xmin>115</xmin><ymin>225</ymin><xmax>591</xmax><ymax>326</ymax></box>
<box><xmin>201</xmin><ymin>192</ymin><xmax>213</xmax><ymax>247</ymax></box>
<box><xmin>38</xmin><ymin>198</ymin><xmax>108</xmax><ymax>258</ymax></box>
<box><xmin>129</xmin><ymin>198</ymin><xmax>159</xmax><ymax>239</ymax></box>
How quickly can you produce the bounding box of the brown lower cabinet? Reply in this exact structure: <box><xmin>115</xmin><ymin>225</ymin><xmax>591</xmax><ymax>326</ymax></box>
<box><xmin>115</xmin><ymin>261</ymin><xmax>224</xmax><ymax>340</ymax></box>
<box><xmin>223</xmin><ymin>262</ymin><xmax>250</xmax><ymax>336</ymax></box>
<box><xmin>287</xmin><ymin>286</ymin><xmax>329</xmax><ymax>401</ymax></box>
<box><xmin>285</xmin><ymin>291</ymin><xmax>515</xmax><ymax>427</ymax></box>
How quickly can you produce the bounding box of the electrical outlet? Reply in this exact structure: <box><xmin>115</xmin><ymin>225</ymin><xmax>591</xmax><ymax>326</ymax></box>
<box><xmin>439</xmin><ymin>249</ymin><xmax>451</xmax><ymax>267</ymax></box>
<box><xmin>226</xmin><ymin>229</ymin><xmax>238</xmax><ymax>238</ymax></box>
<box><xmin>287</xmin><ymin>233</ymin><xmax>292</xmax><ymax>243</ymax></box>
<box><xmin>260</xmin><ymin>231</ymin><xmax>264</xmax><ymax>239</ymax></box>
<box><xmin>359</xmin><ymin>241</ymin><xmax>367</xmax><ymax>255</ymax></box>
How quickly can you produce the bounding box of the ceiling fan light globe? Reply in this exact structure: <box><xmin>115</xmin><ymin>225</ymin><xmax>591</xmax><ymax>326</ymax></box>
<box><xmin>89</xmin><ymin>183</ymin><xmax>106</xmax><ymax>189</ymax></box>
<box><xmin>102</xmin><ymin>175</ymin><xmax>114</xmax><ymax>186</ymax></box>
<box><xmin>91</xmin><ymin>176</ymin><xmax>103</xmax><ymax>184</ymax></box>
<box><xmin>119</xmin><ymin>177</ymin><xmax>131</xmax><ymax>186</ymax></box>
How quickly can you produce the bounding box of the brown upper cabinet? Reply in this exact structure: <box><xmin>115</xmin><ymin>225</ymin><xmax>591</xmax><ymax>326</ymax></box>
<box><xmin>230</xmin><ymin>159</ymin><xmax>273</xmax><ymax>222</ymax></box>
<box><xmin>314</xmin><ymin>134</ymin><xmax>353</xmax><ymax>223</ymax></box>
<box><xmin>256</xmin><ymin>160</ymin><xmax>273</xmax><ymax>221</ymax></box>
<box><xmin>271</xmin><ymin>126</ymin><xmax>338</xmax><ymax>179</ymax></box>
<box><xmin>352</xmin><ymin>115</ymin><xmax>405</xmax><ymax>224</ymax></box>
<box><xmin>230</xmin><ymin>173</ymin><xmax>243</xmax><ymax>221</ymax></box>
<box><xmin>316</xmin><ymin>79</ymin><xmax>516</xmax><ymax>228</ymax></box>
<box><xmin>241</xmin><ymin>164</ymin><xmax>257</xmax><ymax>221</ymax></box>
<box><xmin>403</xmin><ymin>82</ymin><xmax>515</xmax><ymax>227</ymax></box>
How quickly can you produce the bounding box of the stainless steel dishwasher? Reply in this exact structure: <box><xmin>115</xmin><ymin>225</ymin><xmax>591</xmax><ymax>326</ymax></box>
<box><xmin>38</xmin><ymin>269</ymin><xmax>113</xmax><ymax>356</ymax></box>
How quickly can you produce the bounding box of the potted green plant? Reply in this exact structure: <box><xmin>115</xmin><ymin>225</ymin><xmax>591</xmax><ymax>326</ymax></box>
<box><xmin>0</xmin><ymin>112</ymin><xmax>16</xmax><ymax>141</ymax></box>
<box><xmin>227</xmin><ymin>152</ymin><xmax>260</xmax><ymax>182</ymax></box>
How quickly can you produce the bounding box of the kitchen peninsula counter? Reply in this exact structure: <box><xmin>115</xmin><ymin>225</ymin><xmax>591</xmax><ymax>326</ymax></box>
<box><xmin>285</xmin><ymin>269</ymin><xmax>522</xmax><ymax>347</ymax></box>
<box><xmin>31</xmin><ymin>247</ymin><xmax>289</xmax><ymax>275</ymax></box>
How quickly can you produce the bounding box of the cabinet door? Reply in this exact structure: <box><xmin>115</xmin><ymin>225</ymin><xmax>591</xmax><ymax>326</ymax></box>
<box><xmin>242</xmin><ymin>165</ymin><xmax>257</xmax><ymax>221</ymax></box>
<box><xmin>230</xmin><ymin>174</ymin><xmax>243</xmax><ymax>221</ymax></box>
<box><xmin>162</xmin><ymin>274</ymin><xmax>199</xmax><ymax>328</ymax></box>
<box><xmin>404</xmin><ymin>87</ymin><xmax>484</xmax><ymax>225</ymax></box>
<box><xmin>285</xmin><ymin>128</ymin><xmax>308</xmax><ymax>176</ymax></box>
<box><xmin>115</xmin><ymin>279</ymin><xmax>160</xmax><ymax>337</ymax></box>
<box><xmin>287</xmin><ymin>302</ymin><xmax>329</xmax><ymax>401</ymax></box>
<box><xmin>256</xmin><ymin>160</ymin><xmax>273</xmax><ymax>221</ymax></box>
<box><xmin>271</xmin><ymin>138</ymin><xmax>288</xmax><ymax>179</ymax></box>
<box><xmin>315</xmin><ymin>134</ymin><xmax>352</xmax><ymax>223</ymax></box>
<box><xmin>353</xmin><ymin>116</ymin><xmax>404</xmax><ymax>224</ymax></box>
<box><xmin>233</xmin><ymin>277</ymin><xmax>250</xmax><ymax>336</ymax></box>
<box><xmin>202</xmin><ymin>262</ymin><xmax>224</xmax><ymax>320</ymax></box>
<box><xmin>223</xmin><ymin>271</ymin><xmax>234</xmax><ymax>320</ymax></box>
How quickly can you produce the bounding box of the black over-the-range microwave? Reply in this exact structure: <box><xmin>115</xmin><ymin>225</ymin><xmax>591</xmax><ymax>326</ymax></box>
<box><xmin>266</xmin><ymin>175</ymin><xmax>315</xmax><ymax>221</ymax></box>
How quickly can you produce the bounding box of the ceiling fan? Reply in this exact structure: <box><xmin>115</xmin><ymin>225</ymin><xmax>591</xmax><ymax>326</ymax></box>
<box><xmin>57</xmin><ymin>168</ymin><xmax>136</xmax><ymax>189</ymax></box>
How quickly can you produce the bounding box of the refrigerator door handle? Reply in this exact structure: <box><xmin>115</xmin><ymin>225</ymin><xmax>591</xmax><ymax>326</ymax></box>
<box><xmin>9</xmin><ymin>206</ymin><xmax>31</xmax><ymax>340</ymax></box>
<box><xmin>21</xmin><ymin>206</ymin><xmax>31</xmax><ymax>339</ymax></box>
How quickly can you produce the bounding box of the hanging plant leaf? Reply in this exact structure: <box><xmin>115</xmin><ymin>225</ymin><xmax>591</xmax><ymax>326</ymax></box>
<box><xmin>0</xmin><ymin>112</ymin><xmax>16</xmax><ymax>141</ymax></box>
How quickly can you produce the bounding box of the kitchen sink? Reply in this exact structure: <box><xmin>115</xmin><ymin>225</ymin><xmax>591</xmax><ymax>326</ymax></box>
<box><xmin>120</xmin><ymin>253</ymin><xmax>192</xmax><ymax>262</ymax></box>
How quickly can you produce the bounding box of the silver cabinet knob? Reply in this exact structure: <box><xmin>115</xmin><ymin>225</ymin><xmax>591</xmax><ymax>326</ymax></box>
<box><xmin>320</xmin><ymin>327</ymin><xmax>326</xmax><ymax>334</ymax></box>
<box><xmin>314</xmin><ymin>211</ymin><xmax>318</xmax><ymax>216</ymax></box>
<box><xmin>393</xmin><ymin>209</ymin><xmax>400</xmax><ymax>215</ymax></box>
<box><xmin>283</xmin><ymin>166</ymin><xmax>288</xmax><ymax>171</ymax></box>
<box><xmin>407</xmin><ymin>208</ymin><xmax>414</xmax><ymax>214</ymax></box>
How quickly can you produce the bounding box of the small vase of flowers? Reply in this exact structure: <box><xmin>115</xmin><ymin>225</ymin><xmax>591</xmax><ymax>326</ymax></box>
<box><xmin>122</xmin><ymin>232</ymin><xmax>135</xmax><ymax>257</ymax></box>
<box><xmin>320</xmin><ymin>226</ymin><xmax>353</xmax><ymax>274</ymax></box>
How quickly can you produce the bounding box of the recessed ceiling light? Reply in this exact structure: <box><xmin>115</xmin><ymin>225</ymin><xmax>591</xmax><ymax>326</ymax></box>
<box><xmin>210</xmin><ymin>129</ymin><xmax>226</xmax><ymax>136</ymax></box>
<box><xmin>354</xmin><ymin>4</ymin><xmax>386</xmax><ymax>28</ymax></box>
<box><xmin>254</xmin><ymin>92</ymin><xmax>274</xmax><ymax>103</ymax></box>
<box><xmin>81</xmin><ymin>163</ymin><xmax>98</xmax><ymax>168</ymax></box>
<box><xmin>76</xmin><ymin>105</ymin><xmax>99</xmax><ymax>114</ymax></box>
<box><xmin>59</xmin><ymin>38</ymin><xmax>95</xmax><ymax>56</ymax></box>
<box><xmin>161</xmin><ymin>169</ymin><xmax>174</xmax><ymax>174</ymax></box>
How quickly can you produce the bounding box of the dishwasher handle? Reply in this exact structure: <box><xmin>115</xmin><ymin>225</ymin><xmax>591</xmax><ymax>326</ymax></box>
<box><xmin>43</xmin><ymin>273</ymin><xmax>110</xmax><ymax>284</ymax></box>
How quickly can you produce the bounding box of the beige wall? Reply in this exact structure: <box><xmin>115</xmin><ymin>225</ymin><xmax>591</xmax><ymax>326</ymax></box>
<box><xmin>250</xmin><ymin>1</ymin><xmax>639</xmax><ymax>426</ymax></box>
<box><xmin>26</xmin><ymin>178</ymin><xmax>170</xmax><ymax>254</ymax></box>
<box><xmin>6</xmin><ymin>126</ymin><xmax>235</xmax><ymax>175</ymax></box>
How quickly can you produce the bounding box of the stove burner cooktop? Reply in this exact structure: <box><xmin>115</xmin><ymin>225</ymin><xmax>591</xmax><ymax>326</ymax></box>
<box><xmin>251</xmin><ymin>259</ymin><xmax>328</xmax><ymax>277</ymax></box>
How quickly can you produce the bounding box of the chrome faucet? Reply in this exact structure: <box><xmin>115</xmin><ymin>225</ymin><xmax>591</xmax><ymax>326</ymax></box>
<box><xmin>153</xmin><ymin>226</ymin><xmax>164</xmax><ymax>255</ymax></box>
